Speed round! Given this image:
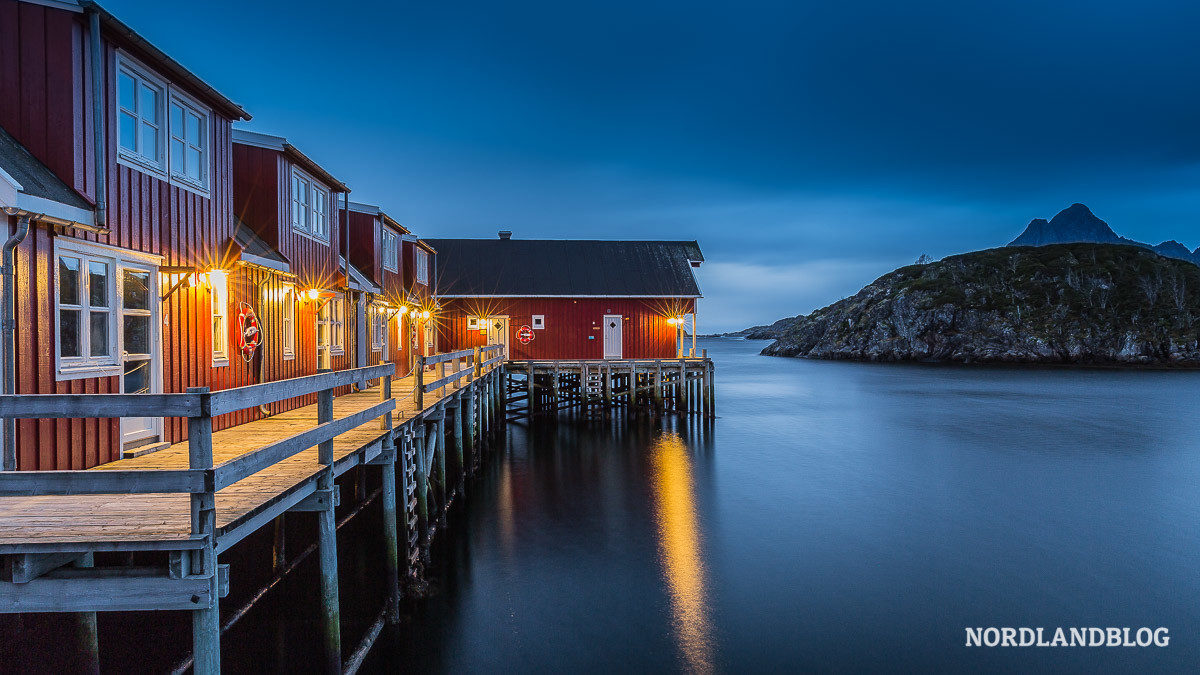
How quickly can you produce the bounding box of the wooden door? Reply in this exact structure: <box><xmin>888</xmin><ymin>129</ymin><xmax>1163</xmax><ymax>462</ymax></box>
<box><xmin>119</xmin><ymin>264</ymin><xmax>162</xmax><ymax>448</ymax></box>
<box><xmin>603</xmin><ymin>314</ymin><xmax>622</xmax><ymax>359</ymax></box>
<box><xmin>486</xmin><ymin>317</ymin><xmax>509</xmax><ymax>358</ymax></box>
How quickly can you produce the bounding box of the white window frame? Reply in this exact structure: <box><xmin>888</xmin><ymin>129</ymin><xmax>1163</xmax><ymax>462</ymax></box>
<box><xmin>116</xmin><ymin>52</ymin><xmax>212</xmax><ymax>197</ymax></box>
<box><xmin>467</xmin><ymin>317</ymin><xmax>479</xmax><ymax>330</ymax></box>
<box><xmin>532</xmin><ymin>314</ymin><xmax>545</xmax><ymax>329</ymax></box>
<box><xmin>282</xmin><ymin>283</ymin><xmax>296</xmax><ymax>360</ymax></box>
<box><xmin>381</xmin><ymin>227</ymin><xmax>399</xmax><ymax>273</ymax></box>
<box><xmin>54</xmin><ymin>238</ymin><xmax>162</xmax><ymax>381</ymax></box>
<box><xmin>290</xmin><ymin>167</ymin><xmax>331</xmax><ymax>244</ymax></box>
<box><xmin>210</xmin><ymin>271</ymin><xmax>229</xmax><ymax>367</ymax></box>
<box><xmin>415</xmin><ymin>248</ymin><xmax>429</xmax><ymax>285</ymax></box>
<box><xmin>371</xmin><ymin>304</ymin><xmax>388</xmax><ymax>353</ymax></box>
<box><xmin>116</xmin><ymin>54</ymin><xmax>168</xmax><ymax>177</ymax></box>
<box><xmin>167</xmin><ymin>88</ymin><xmax>211</xmax><ymax>196</ymax></box>
<box><xmin>328</xmin><ymin>296</ymin><xmax>345</xmax><ymax>356</ymax></box>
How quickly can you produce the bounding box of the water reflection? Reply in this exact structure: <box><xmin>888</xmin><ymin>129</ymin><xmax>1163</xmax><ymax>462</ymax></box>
<box><xmin>649</xmin><ymin>431</ymin><xmax>713</xmax><ymax>674</ymax></box>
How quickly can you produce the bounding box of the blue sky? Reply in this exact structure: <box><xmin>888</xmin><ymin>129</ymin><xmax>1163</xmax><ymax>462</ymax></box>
<box><xmin>108</xmin><ymin>0</ymin><xmax>1200</xmax><ymax>331</ymax></box>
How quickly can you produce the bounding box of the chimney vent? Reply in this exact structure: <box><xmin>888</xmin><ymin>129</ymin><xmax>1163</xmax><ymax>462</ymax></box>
<box><xmin>498</xmin><ymin>230</ymin><xmax>512</xmax><ymax>240</ymax></box>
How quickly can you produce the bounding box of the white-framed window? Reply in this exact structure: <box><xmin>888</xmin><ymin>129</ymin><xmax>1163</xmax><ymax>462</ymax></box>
<box><xmin>54</xmin><ymin>238</ymin><xmax>163</xmax><ymax>381</ymax></box>
<box><xmin>290</xmin><ymin>169</ymin><xmax>330</xmax><ymax>243</ymax></box>
<box><xmin>56</xmin><ymin>252</ymin><xmax>117</xmax><ymax>374</ymax></box>
<box><xmin>168</xmin><ymin>91</ymin><xmax>209</xmax><ymax>192</ymax></box>
<box><xmin>532</xmin><ymin>314</ymin><xmax>545</xmax><ymax>329</ymax></box>
<box><xmin>282</xmin><ymin>283</ymin><xmax>295</xmax><ymax>360</ymax></box>
<box><xmin>467</xmin><ymin>317</ymin><xmax>479</xmax><ymax>330</ymax></box>
<box><xmin>117</xmin><ymin>53</ymin><xmax>211</xmax><ymax>196</ymax></box>
<box><xmin>371</xmin><ymin>305</ymin><xmax>387</xmax><ymax>353</ymax></box>
<box><xmin>117</xmin><ymin>58</ymin><xmax>167</xmax><ymax>174</ymax></box>
<box><xmin>325</xmin><ymin>296</ymin><xmax>345</xmax><ymax>355</ymax></box>
<box><xmin>382</xmin><ymin>227</ymin><xmax>399</xmax><ymax>272</ymax></box>
<box><xmin>415</xmin><ymin>248</ymin><xmax>429</xmax><ymax>285</ymax></box>
<box><xmin>210</xmin><ymin>271</ymin><xmax>229</xmax><ymax>366</ymax></box>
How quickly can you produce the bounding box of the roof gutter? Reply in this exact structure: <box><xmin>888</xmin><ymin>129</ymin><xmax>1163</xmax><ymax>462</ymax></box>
<box><xmin>87</xmin><ymin>6</ymin><xmax>106</xmax><ymax>229</ymax></box>
<box><xmin>1</xmin><ymin>213</ymin><xmax>31</xmax><ymax>471</ymax></box>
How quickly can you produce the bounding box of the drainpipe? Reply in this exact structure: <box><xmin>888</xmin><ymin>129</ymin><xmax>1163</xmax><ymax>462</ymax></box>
<box><xmin>2</xmin><ymin>213</ymin><xmax>32</xmax><ymax>471</ymax></box>
<box><xmin>87</xmin><ymin>7</ymin><xmax>107</xmax><ymax>229</ymax></box>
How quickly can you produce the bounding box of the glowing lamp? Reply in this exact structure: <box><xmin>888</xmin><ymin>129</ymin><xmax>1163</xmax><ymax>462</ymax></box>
<box><xmin>420</xmin><ymin>310</ymin><xmax>430</xmax><ymax>320</ymax></box>
<box><xmin>397</xmin><ymin>306</ymin><xmax>408</xmax><ymax>315</ymax></box>
<box><xmin>307</xmin><ymin>288</ymin><xmax>319</xmax><ymax>300</ymax></box>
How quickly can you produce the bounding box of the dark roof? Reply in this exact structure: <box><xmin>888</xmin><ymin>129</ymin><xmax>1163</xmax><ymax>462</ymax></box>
<box><xmin>0</xmin><ymin>126</ymin><xmax>94</xmax><ymax>210</ymax></box>
<box><xmin>80</xmin><ymin>1</ymin><xmax>250</xmax><ymax>121</ymax></box>
<box><xmin>425</xmin><ymin>239</ymin><xmax>704</xmax><ymax>297</ymax></box>
<box><xmin>233</xmin><ymin>218</ymin><xmax>288</xmax><ymax>266</ymax></box>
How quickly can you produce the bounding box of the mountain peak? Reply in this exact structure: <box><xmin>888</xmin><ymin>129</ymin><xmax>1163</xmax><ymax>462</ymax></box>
<box><xmin>1009</xmin><ymin>203</ymin><xmax>1120</xmax><ymax>247</ymax></box>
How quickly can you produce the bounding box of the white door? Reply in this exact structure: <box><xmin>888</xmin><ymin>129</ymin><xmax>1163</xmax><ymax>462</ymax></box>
<box><xmin>603</xmin><ymin>314</ymin><xmax>622</xmax><ymax>359</ymax></box>
<box><xmin>486</xmin><ymin>317</ymin><xmax>508</xmax><ymax>359</ymax></box>
<box><xmin>119</xmin><ymin>264</ymin><xmax>162</xmax><ymax>448</ymax></box>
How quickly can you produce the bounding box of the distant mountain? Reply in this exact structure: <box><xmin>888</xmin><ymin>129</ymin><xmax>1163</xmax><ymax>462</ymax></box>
<box><xmin>1010</xmin><ymin>203</ymin><xmax>1200</xmax><ymax>265</ymax></box>
<box><xmin>761</xmin><ymin>243</ymin><xmax>1200</xmax><ymax>365</ymax></box>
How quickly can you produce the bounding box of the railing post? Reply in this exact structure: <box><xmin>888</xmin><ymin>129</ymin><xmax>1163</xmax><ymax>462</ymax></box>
<box><xmin>439</xmin><ymin>359</ymin><xmax>447</xmax><ymax>397</ymax></box>
<box><xmin>380</xmin><ymin>367</ymin><xmax>393</xmax><ymax>431</ymax></box>
<box><xmin>472</xmin><ymin>346</ymin><xmax>481</xmax><ymax>380</ymax></box>
<box><xmin>415</xmin><ymin>355</ymin><xmax>425</xmax><ymax>410</ymax></box>
<box><xmin>315</xmin><ymin>373</ymin><xmax>342</xmax><ymax>674</ymax></box>
<box><xmin>186</xmin><ymin>386</ymin><xmax>220</xmax><ymax>675</ymax></box>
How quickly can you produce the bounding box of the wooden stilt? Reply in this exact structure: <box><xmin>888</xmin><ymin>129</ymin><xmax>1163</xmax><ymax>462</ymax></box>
<box><xmin>435</xmin><ymin>410</ymin><xmax>447</xmax><ymax>526</ymax></box>
<box><xmin>414</xmin><ymin>425</ymin><xmax>429</xmax><ymax>550</ymax></box>
<box><xmin>73</xmin><ymin>553</ymin><xmax>100</xmax><ymax>675</ymax></box>
<box><xmin>527</xmin><ymin>368</ymin><xmax>535</xmax><ymax>417</ymax></box>
<box><xmin>452</xmin><ymin>395</ymin><xmax>465</xmax><ymax>494</ymax></box>
<box><xmin>187</xmin><ymin>387</ymin><xmax>221</xmax><ymax>675</ymax></box>
<box><xmin>654</xmin><ymin>361</ymin><xmax>664</xmax><ymax>413</ymax></box>
<box><xmin>465</xmin><ymin>387</ymin><xmax>476</xmax><ymax>473</ymax></box>
<box><xmin>316</xmin><ymin>381</ymin><xmax>342</xmax><ymax>674</ymax></box>
<box><xmin>380</xmin><ymin>433</ymin><xmax>400</xmax><ymax>623</ymax></box>
<box><xmin>271</xmin><ymin>515</ymin><xmax>286</xmax><ymax>573</ymax></box>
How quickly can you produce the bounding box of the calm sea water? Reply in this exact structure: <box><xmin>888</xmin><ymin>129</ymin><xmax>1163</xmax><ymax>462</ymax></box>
<box><xmin>364</xmin><ymin>338</ymin><xmax>1200</xmax><ymax>673</ymax></box>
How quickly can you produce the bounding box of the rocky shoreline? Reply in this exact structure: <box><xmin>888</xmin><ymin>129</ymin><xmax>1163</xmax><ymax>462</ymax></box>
<box><xmin>758</xmin><ymin>243</ymin><xmax>1200</xmax><ymax>366</ymax></box>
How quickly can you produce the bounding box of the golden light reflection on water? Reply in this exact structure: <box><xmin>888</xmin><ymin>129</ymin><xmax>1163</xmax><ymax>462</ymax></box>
<box><xmin>650</xmin><ymin>432</ymin><xmax>714</xmax><ymax>674</ymax></box>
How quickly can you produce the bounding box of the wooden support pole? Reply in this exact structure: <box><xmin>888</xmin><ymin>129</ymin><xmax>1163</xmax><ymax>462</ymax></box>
<box><xmin>552</xmin><ymin>365</ymin><xmax>560</xmax><ymax>412</ymax></box>
<box><xmin>398</xmin><ymin>435</ymin><xmax>414</xmax><ymax>574</ymax></box>
<box><xmin>603</xmin><ymin>363</ymin><xmax>612</xmax><ymax>410</ymax></box>
<box><xmin>415</xmin><ymin>355</ymin><xmax>425</xmax><ymax>410</ymax></box>
<box><xmin>73</xmin><ymin>553</ymin><xmax>100</xmax><ymax>675</ymax></box>
<box><xmin>271</xmin><ymin>515</ymin><xmax>286</xmax><ymax>573</ymax></box>
<box><xmin>654</xmin><ymin>362</ymin><xmax>664</xmax><ymax>413</ymax></box>
<box><xmin>680</xmin><ymin>360</ymin><xmax>688</xmax><ymax>413</ymax></box>
<box><xmin>315</xmin><ymin>380</ymin><xmax>342</xmax><ymax>674</ymax></box>
<box><xmin>465</xmin><ymin>386</ymin><xmax>476</xmax><ymax>473</ymax></box>
<box><xmin>527</xmin><ymin>367</ymin><xmax>535</xmax><ymax>417</ymax></box>
<box><xmin>380</xmin><ymin>433</ymin><xmax>400</xmax><ymax>623</ymax></box>
<box><xmin>414</xmin><ymin>425</ymin><xmax>429</xmax><ymax>549</ymax></box>
<box><xmin>186</xmin><ymin>387</ymin><xmax>220</xmax><ymax>675</ymax></box>
<box><xmin>452</xmin><ymin>394</ymin><xmax>464</xmax><ymax>494</ymax></box>
<box><xmin>436</xmin><ymin>410</ymin><xmax>447</xmax><ymax>526</ymax></box>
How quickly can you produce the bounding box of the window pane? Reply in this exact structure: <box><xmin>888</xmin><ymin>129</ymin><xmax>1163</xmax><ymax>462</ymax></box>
<box><xmin>119</xmin><ymin>72</ymin><xmax>136</xmax><ymax>111</ymax></box>
<box><xmin>90</xmin><ymin>312</ymin><xmax>109</xmax><ymax>356</ymax></box>
<box><xmin>212</xmin><ymin>317</ymin><xmax>225</xmax><ymax>352</ymax></box>
<box><xmin>122</xmin><ymin>270</ymin><xmax>150</xmax><ymax>310</ymax></box>
<box><xmin>170</xmin><ymin>102</ymin><xmax>184</xmax><ymax>137</ymax></box>
<box><xmin>171</xmin><ymin>138</ymin><xmax>184</xmax><ymax>173</ymax></box>
<box><xmin>187</xmin><ymin>112</ymin><xmax>201</xmax><ymax>143</ymax></box>
<box><xmin>186</xmin><ymin>146</ymin><xmax>201</xmax><ymax>180</ymax></box>
<box><xmin>139</xmin><ymin>85</ymin><xmax>159</xmax><ymax>124</ymax></box>
<box><xmin>120</xmin><ymin>112</ymin><xmax>137</xmax><ymax>152</ymax></box>
<box><xmin>123</xmin><ymin>359</ymin><xmax>150</xmax><ymax>394</ymax></box>
<box><xmin>123</xmin><ymin>314</ymin><xmax>151</xmax><ymax>355</ymax></box>
<box><xmin>88</xmin><ymin>261</ymin><xmax>109</xmax><ymax>307</ymax></box>
<box><xmin>141</xmin><ymin>122</ymin><xmax>158</xmax><ymax>161</ymax></box>
<box><xmin>60</xmin><ymin>309</ymin><xmax>81</xmax><ymax>357</ymax></box>
<box><xmin>59</xmin><ymin>257</ymin><xmax>80</xmax><ymax>304</ymax></box>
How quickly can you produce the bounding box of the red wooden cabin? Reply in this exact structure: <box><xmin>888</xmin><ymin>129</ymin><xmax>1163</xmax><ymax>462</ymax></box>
<box><xmin>428</xmin><ymin>235</ymin><xmax>704</xmax><ymax>361</ymax></box>
<box><xmin>1</xmin><ymin>0</ymin><xmax>255</xmax><ymax>469</ymax></box>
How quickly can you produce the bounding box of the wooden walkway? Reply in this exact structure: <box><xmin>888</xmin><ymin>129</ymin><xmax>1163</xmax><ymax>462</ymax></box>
<box><xmin>0</xmin><ymin>371</ymin><xmax>466</xmax><ymax>554</ymax></box>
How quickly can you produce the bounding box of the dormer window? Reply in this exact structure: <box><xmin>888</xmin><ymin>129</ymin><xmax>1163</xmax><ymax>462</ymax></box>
<box><xmin>116</xmin><ymin>53</ymin><xmax>211</xmax><ymax>196</ymax></box>
<box><xmin>416</xmin><ymin>248</ymin><xmax>429</xmax><ymax>285</ymax></box>
<box><xmin>291</xmin><ymin>169</ymin><xmax>329</xmax><ymax>243</ymax></box>
<box><xmin>382</xmin><ymin>228</ymin><xmax>399</xmax><ymax>272</ymax></box>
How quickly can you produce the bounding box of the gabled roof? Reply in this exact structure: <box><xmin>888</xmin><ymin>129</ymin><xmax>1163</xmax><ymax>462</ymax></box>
<box><xmin>232</xmin><ymin>129</ymin><xmax>349</xmax><ymax>192</ymax></box>
<box><xmin>233</xmin><ymin>218</ymin><xmax>289</xmax><ymax>272</ymax></box>
<box><xmin>0</xmin><ymin>125</ymin><xmax>97</xmax><ymax>228</ymax></box>
<box><xmin>78</xmin><ymin>1</ymin><xmax>250</xmax><ymax>121</ymax></box>
<box><xmin>345</xmin><ymin>199</ymin><xmax>409</xmax><ymax>234</ymax></box>
<box><xmin>425</xmin><ymin>238</ymin><xmax>704</xmax><ymax>297</ymax></box>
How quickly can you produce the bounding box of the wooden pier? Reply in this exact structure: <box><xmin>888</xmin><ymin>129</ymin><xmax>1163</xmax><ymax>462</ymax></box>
<box><xmin>505</xmin><ymin>354</ymin><xmax>715</xmax><ymax>420</ymax></box>
<box><xmin>0</xmin><ymin>345</ymin><xmax>506</xmax><ymax>674</ymax></box>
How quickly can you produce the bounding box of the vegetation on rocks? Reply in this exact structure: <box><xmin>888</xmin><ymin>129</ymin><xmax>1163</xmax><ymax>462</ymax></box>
<box><xmin>761</xmin><ymin>243</ymin><xmax>1200</xmax><ymax>365</ymax></box>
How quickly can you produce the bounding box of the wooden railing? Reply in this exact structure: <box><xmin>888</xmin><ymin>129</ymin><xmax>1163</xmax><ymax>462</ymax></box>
<box><xmin>413</xmin><ymin>344</ymin><xmax>505</xmax><ymax>409</ymax></box>
<box><xmin>0</xmin><ymin>362</ymin><xmax>397</xmax><ymax>500</ymax></box>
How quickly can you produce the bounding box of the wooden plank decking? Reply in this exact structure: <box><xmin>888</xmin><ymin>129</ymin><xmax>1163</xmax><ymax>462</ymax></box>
<box><xmin>0</xmin><ymin>371</ymin><xmax>467</xmax><ymax>552</ymax></box>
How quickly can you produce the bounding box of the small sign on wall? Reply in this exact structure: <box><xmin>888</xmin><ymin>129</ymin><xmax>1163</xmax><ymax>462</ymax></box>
<box><xmin>532</xmin><ymin>314</ymin><xmax>545</xmax><ymax>329</ymax></box>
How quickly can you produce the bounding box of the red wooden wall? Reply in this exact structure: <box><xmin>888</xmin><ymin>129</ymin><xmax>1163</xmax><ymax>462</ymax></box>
<box><xmin>437</xmin><ymin>298</ymin><xmax>695</xmax><ymax>361</ymax></box>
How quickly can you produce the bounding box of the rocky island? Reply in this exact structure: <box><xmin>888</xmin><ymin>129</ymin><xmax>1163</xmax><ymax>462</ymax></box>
<box><xmin>759</xmin><ymin>242</ymin><xmax>1200</xmax><ymax>365</ymax></box>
